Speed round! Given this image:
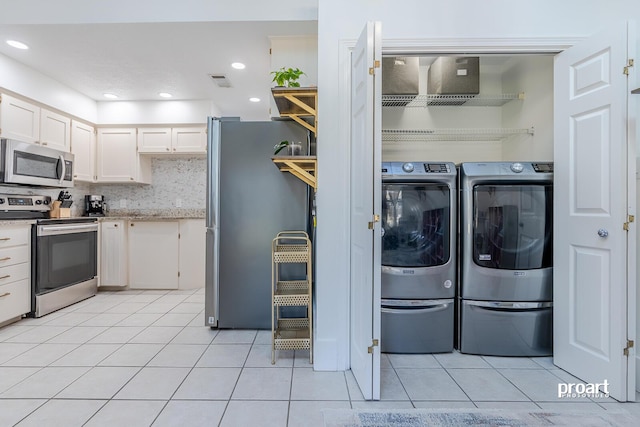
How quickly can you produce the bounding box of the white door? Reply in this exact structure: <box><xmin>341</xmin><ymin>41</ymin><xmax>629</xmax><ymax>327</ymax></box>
<box><xmin>554</xmin><ymin>22</ymin><xmax>636</xmax><ymax>401</ymax></box>
<box><xmin>350</xmin><ymin>21</ymin><xmax>382</xmax><ymax>400</ymax></box>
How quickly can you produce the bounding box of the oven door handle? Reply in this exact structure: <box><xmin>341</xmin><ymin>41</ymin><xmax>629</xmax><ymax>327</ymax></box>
<box><xmin>37</xmin><ymin>223</ymin><xmax>99</xmax><ymax>236</ymax></box>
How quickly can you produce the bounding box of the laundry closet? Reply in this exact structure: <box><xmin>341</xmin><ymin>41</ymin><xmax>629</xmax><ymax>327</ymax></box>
<box><xmin>379</xmin><ymin>54</ymin><xmax>555</xmax><ymax>356</ymax></box>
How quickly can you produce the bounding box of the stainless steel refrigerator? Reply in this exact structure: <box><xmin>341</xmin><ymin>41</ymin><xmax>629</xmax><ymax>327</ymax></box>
<box><xmin>205</xmin><ymin>117</ymin><xmax>311</xmax><ymax>329</ymax></box>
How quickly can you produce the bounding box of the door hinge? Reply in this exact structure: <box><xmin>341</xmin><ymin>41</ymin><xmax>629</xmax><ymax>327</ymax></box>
<box><xmin>624</xmin><ymin>215</ymin><xmax>634</xmax><ymax>231</ymax></box>
<box><xmin>367</xmin><ymin>338</ymin><xmax>379</xmax><ymax>354</ymax></box>
<box><xmin>624</xmin><ymin>339</ymin><xmax>634</xmax><ymax>356</ymax></box>
<box><xmin>624</xmin><ymin>59</ymin><xmax>634</xmax><ymax>75</ymax></box>
<box><xmin>369</xmin><ymin>60</ymin><xmax>381</xmax><ymax>75</ymax></box>
<box><xmin>368</xmin><ymin>214</ymin><xmax>380</xmax><ymax>229</ymax></box>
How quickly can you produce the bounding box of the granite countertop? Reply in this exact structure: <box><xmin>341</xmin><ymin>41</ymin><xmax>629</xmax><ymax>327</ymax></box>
<box><xmin>0</xmin><ymin>219</ymin><xmax>38</xmax><ymax>226</ymax></box>
<box><xmin>102</xmin><ymin>209</ymin><xmax>206</xmax><ymax>221</ymax></box>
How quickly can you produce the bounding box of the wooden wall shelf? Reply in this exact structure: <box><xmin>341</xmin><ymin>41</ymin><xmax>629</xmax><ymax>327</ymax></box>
<box><xmin>272</xmin><ymin>156</ymin><xmax>317</xmax><ymax>190</ymax></box>
<box><xmin>271</xmin><ymin>87</ymin><xmax>317</xmax><ymax>135</ymax></box>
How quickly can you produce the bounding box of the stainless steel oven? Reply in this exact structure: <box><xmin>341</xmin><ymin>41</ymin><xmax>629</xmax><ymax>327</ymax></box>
<box><xmin>0</xmin><ymin>139</ymin><xmax>74</xmax><ymax>188</ymax></box>
<box><xmin>32</xmin><ymin>218</ymin><xmax>98</xmax><ymax>317</ymax></box>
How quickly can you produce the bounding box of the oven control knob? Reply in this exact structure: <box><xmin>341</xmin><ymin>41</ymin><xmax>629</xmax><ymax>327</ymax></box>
<box><xmin>43</xmin><ymin>200</ymin><xmax>49</xmax><ymax>205</ymax></box>
<box><xmin>510</xmin><ymin>162</ymin><xmax>524</xmax><ymax>173</ymax></box>
<box><xmin>402</xmin><ymin>162</ymin><xmax>414</xmax><ymax>173</ymax></box>
<box><xmin>0</xmin><ymin>198</ymin><xmax>4</xmax><ymax>205</ymax></box>
<box><xmin>35</xmin><ymin>200</ymin><xmax>42</xmax><ymax>205</ymax></box>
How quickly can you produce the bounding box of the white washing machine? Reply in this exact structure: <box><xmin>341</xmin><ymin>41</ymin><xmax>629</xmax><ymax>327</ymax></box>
<box><xmin>380</xmin><ymin>162</ymin><xmax>457</xmax><ymax>353</ymax></box>
<box><xmin>458</xmin><ymin>162</ymin><xmax>553</xmax><ymax>356</ymax></box>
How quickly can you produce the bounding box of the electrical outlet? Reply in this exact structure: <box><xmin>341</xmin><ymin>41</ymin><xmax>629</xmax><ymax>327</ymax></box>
<box><xmin>175</xmin><ymin>198</ymin><xmax>182</xmax><ymax>208</ymax></box>
<box><xmin>119</xmin><ymin>199</ymin><xmax>127</xmax><ymax>208</ymax></box>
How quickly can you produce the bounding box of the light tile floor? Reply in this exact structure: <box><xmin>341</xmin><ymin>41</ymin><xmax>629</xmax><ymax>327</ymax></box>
<box><xmin>0</xmin><ymin>289</ymin><xmax>639</xmax><ymax>426</ymax></box>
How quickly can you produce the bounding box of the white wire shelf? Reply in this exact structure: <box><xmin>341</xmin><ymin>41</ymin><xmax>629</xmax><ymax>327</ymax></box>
<box><xmin>382</xmin><ymin>93</ymin><xmax>525</xmax><ymax>107</ymax></box>
<box><xmin>382</xmin><ymin>127</ymin><xmax>535</xmax><ymax>142</ymax></box>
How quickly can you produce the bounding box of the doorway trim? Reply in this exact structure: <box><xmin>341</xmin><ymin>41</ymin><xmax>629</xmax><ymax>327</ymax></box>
<box><xmin>337</xmin><ymin>35</ymin><xmax>632</xmax><ymax>396</ymax></box>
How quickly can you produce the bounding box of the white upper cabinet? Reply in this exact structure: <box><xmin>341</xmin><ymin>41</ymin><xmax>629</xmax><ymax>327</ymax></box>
<box><xmin>0</xmin><ymin>94</ymin><xmax>71</xmax><ymax>152</ymax></box>
<box><xmin>137</xmin><ymin>127</ymin><xmax>172</xmax><ymax>153</ymax></box>
<box><xmin>0</xmin><ymin>93</ymin><xmax>40</xmax><ymax>143</ymax></box>
<box><xmin>39</xmin><ymin>108</ymin><xmax>71</xmax><ymax>152</ymax></box>
<box><xmin>138</xmin><ymin>126</ymin><xmax>206</xmax><ymax>154</ymax></box>
<box><xmin>71</xmin><ymin>120</ymin><xmax>96</xmax><ymax>182</ymax></box>
<box><xmin>97</xmin><ymin>128</ymin><xmax>151</xmax><ymax>183</ymax></box>
<box><xmin>172</xmin><ymin>127</ymin><xmax>207</xmax><ymax>153</ymax></box>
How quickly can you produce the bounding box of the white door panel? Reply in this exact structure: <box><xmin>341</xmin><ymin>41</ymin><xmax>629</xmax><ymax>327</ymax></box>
<box><xmin>350</xmin><ymin>21</ymin><xmax>382</xmax><ymax>401</ymax></box>
<box><xmin>554</xmin><ymin>22</ymin><xmax>635</xmax><ymax>401</ymax></box>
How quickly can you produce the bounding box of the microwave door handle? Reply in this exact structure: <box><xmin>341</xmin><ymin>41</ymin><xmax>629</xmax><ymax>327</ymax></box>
<box><xmin>57</xmin><ymin>155</ymin><xmax>66</xmax><ymax>185</ymax></box>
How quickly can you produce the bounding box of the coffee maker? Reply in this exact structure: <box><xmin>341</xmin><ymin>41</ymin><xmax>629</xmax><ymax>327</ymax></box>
<box><xmin>84</xmin><ymin>195</ymin><xmax>105</xmax><ymax>217</ymax></box>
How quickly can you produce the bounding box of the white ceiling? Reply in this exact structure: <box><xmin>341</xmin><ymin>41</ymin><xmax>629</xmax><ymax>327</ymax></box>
<box><xmin>0</xmin><ymin>21</ymin><xmax>318</xmax><ymax>121</ymax></box>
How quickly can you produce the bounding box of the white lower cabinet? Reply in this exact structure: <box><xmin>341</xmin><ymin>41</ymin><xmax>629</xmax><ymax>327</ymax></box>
<box><xmin>99</xmin><ymin>220</ymin><xmax>128</xmax><ymax>287</ymax></box>
<box><xmin>178</xmin><ymin>219</ymin><xmax>206</xmax><ymax>289</ymax></box>
<box><xmin>100</xmin><ymin>219</ymin><xmax>205</xmax><ymax>290</ymax></box>
<box><xmin>0</xmin><ymin>224</ymin><xmax>32</xmax><ymax>325</ymax></box>
<box><xmin>128</xmin><ymin>221</ymin><xmax>180</xmax><ymax>289</ymax></box>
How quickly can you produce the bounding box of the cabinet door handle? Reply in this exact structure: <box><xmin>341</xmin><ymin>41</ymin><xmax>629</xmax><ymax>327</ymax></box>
<box><xmin>0</xmin><ymin>257</ymin><xmax>11</xmax><ymax>262</ymax></box>
<box><xmin>0</xmin><ymin>275</ymin><xmax>11</xmax><ymax>280</ymax></box>
<box><xmin>0</xmin><ymin>292</ymin><xmax>10</xmax><ymax>298</ymax></box>
<box><xmin>0</xmin><ymin>237</ymin><xmax>10</xmax><ymax>241</ymax></box>
<box><xmin>130</xmin><ymin>223</ymin><xmax>135</xmax><ymax>227</ymax></box>
<box><xmin>114</xmin><ymin>224</ymin><xmax>118</xmax><ymax>228</ymax></box>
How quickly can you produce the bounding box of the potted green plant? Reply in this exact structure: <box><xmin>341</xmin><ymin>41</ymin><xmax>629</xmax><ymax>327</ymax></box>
<box><xmin>271</xmin><ymin>67</ymin><xmax>306</xmax><ymax>87</ymax></box>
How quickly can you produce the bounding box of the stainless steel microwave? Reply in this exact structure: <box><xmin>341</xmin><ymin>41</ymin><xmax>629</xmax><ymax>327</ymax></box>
<box><xmin>0</xmin><ymin>139</ymin><xmax>73</xmax><ymax>188</ymax></box>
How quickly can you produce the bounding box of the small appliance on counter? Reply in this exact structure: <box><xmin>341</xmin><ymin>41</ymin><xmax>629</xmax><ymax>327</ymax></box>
<box><xmin>84</xmin><ymin>195</ymin><xmax>105</xmax><ymax>217</ymax></box>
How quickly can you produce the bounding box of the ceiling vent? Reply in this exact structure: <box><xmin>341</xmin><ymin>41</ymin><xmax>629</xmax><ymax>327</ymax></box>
<box><xmin>209</xmin><ymin>74</ymin><xmax>232</xmax><ymax>88</ymax></box>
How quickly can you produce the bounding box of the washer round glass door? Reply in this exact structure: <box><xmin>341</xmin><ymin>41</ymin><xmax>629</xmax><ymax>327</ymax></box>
<box><xmin>381</xmin><ymin>183</ymin><xmax>450</xmax><ymax>268</ymax></box>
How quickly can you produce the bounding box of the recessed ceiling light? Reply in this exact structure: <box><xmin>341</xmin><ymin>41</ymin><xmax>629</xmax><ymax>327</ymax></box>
<box><xmin>159</xmin><ymin>92</ymin><xmax>172</xmax><ymax>98</ymax></box>
<box><xmin>231</xmin><ymin>62</ymin><xmax>246</xmax><ymax>70</ymax></box>
<box><xmin>249</xmin><ymin>97</ymin><xmax>261</xmax><ymax>103</ymax></box>
<box><xmin>103</xmin><ymin>93</ymin><xmax>118</xmax><ymax>99</ymax></box>
<box><xmin>7</xmin><ymin>40</ymin><xmax>29</xmax><ymax>50</ymax></box>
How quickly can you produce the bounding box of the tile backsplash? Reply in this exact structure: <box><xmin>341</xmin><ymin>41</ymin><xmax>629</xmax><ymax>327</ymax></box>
<box><xmin>0</xmin><ymin>157</ymin><xmax>206</xmax><ymax>217</ymax></box>
<box><xmin>91</xmin><ymin>157</ymin><xmax>206</xmax><ymax>213</ymax></box>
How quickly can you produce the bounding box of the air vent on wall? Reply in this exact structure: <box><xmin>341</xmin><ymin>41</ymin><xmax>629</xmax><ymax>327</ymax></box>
<box><xmin>209</xmin><ymin>74</ymin><xmax>232</xmax><ymax>88</ymax></box>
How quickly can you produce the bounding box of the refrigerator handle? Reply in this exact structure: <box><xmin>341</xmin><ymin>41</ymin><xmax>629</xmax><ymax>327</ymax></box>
<box><xmin>206</xmin><ymin>117</ymin><xmax>221</xmax><ymax>229</ymax></box>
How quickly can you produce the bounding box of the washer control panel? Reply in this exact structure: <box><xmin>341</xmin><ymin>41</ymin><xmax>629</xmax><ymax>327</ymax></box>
<box><xmin>382</xmin><ymin>162</ymin><xmax>453</xmax><ymax>176</ymax></box>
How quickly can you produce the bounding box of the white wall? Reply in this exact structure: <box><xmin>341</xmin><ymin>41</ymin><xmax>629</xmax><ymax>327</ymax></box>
<box><xmin>315</xmin><ymin>0</ymin><xmax>640</xmax><ymax>371</ymax></box>
<box><xmin>97</xmin><ymin>100</ymin><xmax>219</xmax><ymax>125</ymax></box>
<box><xmin>0</xmin><ymin>52</ymin><xmax>97</xmax><ymax>121</ymax></box>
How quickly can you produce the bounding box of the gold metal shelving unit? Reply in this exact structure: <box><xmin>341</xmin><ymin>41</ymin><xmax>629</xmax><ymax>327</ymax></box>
<box><xmin>271</xmin><ymin>87</ymin><xmax>317</xmax><ymax>135</ymax></box>
<box><xmin>271</xmin><ymin>87</ymin><xmax>318</xmax><ymax>190</ymax></box>
<box><xmin>271</xmin><ymin>231</ymin><xmax>313</xmax><ymax>364</ymax></box>
<box><xmin>271</xmin><ymin>156</ymin><xmax>317</xmax><ymax>190</ymax></box>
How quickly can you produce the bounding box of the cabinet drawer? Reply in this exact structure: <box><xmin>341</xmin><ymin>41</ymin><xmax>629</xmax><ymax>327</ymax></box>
<box><xmin>0</xmin><ymin>245</ymin><xmax>30</xmax><ymax>267</ymax></box>
<box><xmin>0</xmin><ymin>279</ymin><xmax>30</xmax><ymax>322</ymax></box>
<box><xmin>0</xmin><ymin>226</ymin><xmax>30</xmax><ymax>248</ymax></box>
<box><xmin>0</xmin><ymin>262</ymin><xmax>30</xmax><ymax>286</ymax></box>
